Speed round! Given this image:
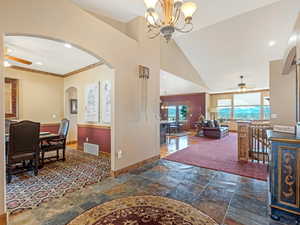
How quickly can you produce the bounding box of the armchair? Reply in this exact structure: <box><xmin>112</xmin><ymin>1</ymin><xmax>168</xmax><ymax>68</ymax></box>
<box><xmin>203</xmin><ymin>120</ymin><xmax>229</xmax><ymax>139</ymax></box>
<box><xmin>6</xmin><ymin>120</ymin><xmax>40</xmax><ymax>183</ymax></box>
<box><xmin>41</xmin><ymin>119</ymin><xmax>70</xmax><ymax>165</ymax></box>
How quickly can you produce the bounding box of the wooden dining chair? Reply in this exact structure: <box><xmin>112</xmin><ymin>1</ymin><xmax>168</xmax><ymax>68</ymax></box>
<box><xmin>6</xmin><ymin>120</ymin><xmax>40</xmax><ymax>183</ymax></box>
<box><xmin>41</xmin><ymin>119</ymin><xmax>70</xmax><ymax>165</ymax></box>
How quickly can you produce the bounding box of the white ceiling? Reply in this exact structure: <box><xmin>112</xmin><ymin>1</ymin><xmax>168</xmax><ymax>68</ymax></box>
<box><xmin>4</xmin><ymin>36</ymin><xmax>101</xmax><ymax>75</ymax></box>
<box><xmin>160</xmin><ymin>70</ymin><xmax>206</xmax><ymax>96</ymax></box>
<box><xmin>72</xmin><ymin>0</ymin><xmax>281</xmax><ymax>31</ymax></box>
<box><xmin>175</xmin><ymin>0</ymin><xmax>300</xmax><ymax>92</ymax></box>
<box><xmin>72</xmin><ymin>0</ymin><xmax>299</xmax><ymax>93</ymax></box>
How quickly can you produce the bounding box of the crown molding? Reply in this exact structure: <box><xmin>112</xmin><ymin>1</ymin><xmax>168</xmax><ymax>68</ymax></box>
<box><xmin>8</xmin><ymin>61</ymin><xmax>105</xmax><ymax>79</ymax></box>
<box><xmin>9</xmin><ymin>66</ymin><xmax>62</xmax><ymax>78</ymax></box>
<box><xmin>64</xmin><ymin>61</ymin><xmax>104</xmax><ymax>77</ymax></box>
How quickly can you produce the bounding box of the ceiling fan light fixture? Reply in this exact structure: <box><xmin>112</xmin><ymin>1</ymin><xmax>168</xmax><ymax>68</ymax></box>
<box><xmin>238</xmin><ymin>75</ymin><xmax>247</xmax><ymax>91</ymax></box>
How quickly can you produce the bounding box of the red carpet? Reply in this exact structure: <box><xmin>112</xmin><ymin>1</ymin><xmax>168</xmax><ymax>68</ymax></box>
<box><xmin>165</xmin><ymin>133</ymin><xmax>268</xmax><ymax>181</ymax></box>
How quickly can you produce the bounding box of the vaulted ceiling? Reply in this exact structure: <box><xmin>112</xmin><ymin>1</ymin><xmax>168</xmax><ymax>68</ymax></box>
<box><xmin>72</xmin><ymin>0</ymin><xmax>299</xmax><ymax>93</ymax></box>
<box><xmin>175</xmin><ymin>0</ymin><xmax>300</xmax><ymax>92</ymax></box>
<box><xmin>160</xmin><ymin>70</ymin><xmax>206</xmax><ymax>95</ymax></box>
<box><xmin>72</xmin><ymin>0</ymin><xmax>282</xmax><ymax>30</ymax></box>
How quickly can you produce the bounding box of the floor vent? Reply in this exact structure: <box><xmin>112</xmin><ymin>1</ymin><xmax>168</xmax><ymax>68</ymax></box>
<box><xmin>84</xmin><ymin>143</ymin><xmax>99</xmax><ymax>156</ymax></box>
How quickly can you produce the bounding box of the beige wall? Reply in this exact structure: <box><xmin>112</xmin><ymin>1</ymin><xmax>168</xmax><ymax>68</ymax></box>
<box><xmin>270</xmin><ymin>59</ymin><xmax>296</xmax><ymax>126</ymax></box>
<box><xmin>87</xmin><ymin>11</ymin><xmax>130</xmax><ymax>39</ymax></box>
<box><xmin>0</xmin><ymin>0</ymin><xmax>159</xmax><ymax>217</ymax></box>
<box><xmin>64</xmin><ymin>64</ymin><xmax>114</xmax><ymax>142</ymax></box>
<box><xmin>297</xmin><ymin>13</ymin><xmax>300</xmax><ymax>62</ymax></box>
<box><xmin>4</xmin><ymin>68</ymin><xmax>64</xmax><ymax>123</ymax></box>
<box><xmin>0</xmin><ymin>0</ymin><xmax>205</xmax><ymax>217</ymax></box>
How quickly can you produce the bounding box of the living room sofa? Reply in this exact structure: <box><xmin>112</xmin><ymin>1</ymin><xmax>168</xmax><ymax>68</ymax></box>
<box><xmin>203</xmin><ymin>120</ymin><xmax>229</xmax><ymax>139</ymax></box>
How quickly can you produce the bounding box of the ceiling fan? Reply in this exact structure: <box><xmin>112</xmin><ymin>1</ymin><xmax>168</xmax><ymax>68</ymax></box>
<box><xmin>225</xmin><ymin>75</ymin><xmax>256</xmax><ymax>92</ymax></box>
<box><xmin>237</xmin><ymin>75</ymin><xmax>256</xmax><ymax>91</ymax></box>
<box><xmin>4</xmin><ymin>47</ymin><xmax>32</xmax><ymax>66</ymax></box>
<box><xmin>238</xmin><ymin>75</ymin><xmax>247</xmax><ymax>91</ymax></box>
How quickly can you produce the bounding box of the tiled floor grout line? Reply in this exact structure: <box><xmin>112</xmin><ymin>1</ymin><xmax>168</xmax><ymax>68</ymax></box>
<box><xmin>11</xmin><ymin>159</ymin><xmax>293</xmax><ymax>225</ymax></box>
<box><xmin>221</xmin><ymin>188</ymin><xmax>237</xmax><ymax>225</ymax></box>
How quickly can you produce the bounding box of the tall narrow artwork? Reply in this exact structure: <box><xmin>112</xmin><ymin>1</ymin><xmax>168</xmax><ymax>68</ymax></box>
<box><xmin>85</xmin><ymin>83</ymin><xmax>100</xmax><ymax>122</ymax></box>
<box><xmin>102</xmin><ymin>80</ymin><xmax>112</xmax><ymax>124</ymax></box>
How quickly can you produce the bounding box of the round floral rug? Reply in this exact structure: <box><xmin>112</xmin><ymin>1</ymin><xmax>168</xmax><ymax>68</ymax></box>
<box><xmin>67</xmin><ymin>195</ymin><xmax>218</xmax><ymax>225</ymax></box>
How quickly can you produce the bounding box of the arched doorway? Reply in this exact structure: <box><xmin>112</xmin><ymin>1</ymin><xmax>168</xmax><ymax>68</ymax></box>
<box><xmin>65</xmin><ymin>87</ymin><xmax>78</xmax><ymax>144</ymax></box>
<box><xmin>3</xmin><ymin>34</ymin><xmax>115</xmax><ymax>214</ymax></box>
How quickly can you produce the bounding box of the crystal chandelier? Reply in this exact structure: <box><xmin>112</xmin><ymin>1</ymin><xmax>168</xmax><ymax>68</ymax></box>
<box><xmin>144</xmin><ymin>0</ymin><xmax>197</xmax><ymax>41</ymax></box>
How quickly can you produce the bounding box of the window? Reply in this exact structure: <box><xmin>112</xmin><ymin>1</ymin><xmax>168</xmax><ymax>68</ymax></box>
<box><xmin>167</xmin><ymin>105</ymin><xmax>189</xmax><ymax>121</ymax></box>
<box><xmin>233</xmin><ymin>93</ymin><xmax>261</xmax><ymax>120</ymax></box>
<box><xmin>216</xmin><ymin>98</ymin><xmax>232</xmax><ymax>120</ymax></box>
<box><xmin>217</xmin><ymin>99</ymin><xmax>232</xmax><ymax>106</ymax></box>
<box><xmin>234</xmin><ymin>106</ymin><xmax>260</xmax><ymax>120</ymax></box>
<box><xmin>217</xmin><ymin>107</ymin><xmax>231</xmax><ymax>119</ymax></box>
<box><xmin>212</xmin><ymin>91</ymin><xmax>270</xmax><ymax>121</ymax></box>
<box><xmin>234</xmin><ymin>93</ymin><xmax>260</xmax><ymax>106</ymax></box>
<box><xmin>263</xmin><ymin>106</ymin><xmax>271</xmax><ymax>120</ymax></box>
<box><xmin>179</xmin><ymin>105</ymin><xmax>188</xmax><ymax>121</ymax></box>
<box><xmin>167</xmin><ymin>106</ymin><xmax>177</xmax><ymax>121</ymax></box>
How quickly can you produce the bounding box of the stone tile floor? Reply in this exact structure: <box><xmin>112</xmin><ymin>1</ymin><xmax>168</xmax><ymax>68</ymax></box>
<box><xmin>9</xmin><ymin>159</ymin><xmax>297</xmax><ymax>225</ymax></box>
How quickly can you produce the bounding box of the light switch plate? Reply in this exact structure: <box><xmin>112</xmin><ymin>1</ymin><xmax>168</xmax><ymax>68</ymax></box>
<box><xmin>271</xmin><ymin>114</ymin><xmax>277</xmax><ymax>119</ymax></box>
<box><xmin>117</xmin><ymin>150</ymin><xmax>122</xmax><ymax>159</ymax></box>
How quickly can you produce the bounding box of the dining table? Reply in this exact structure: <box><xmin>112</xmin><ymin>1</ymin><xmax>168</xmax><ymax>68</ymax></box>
<box><xmin>5</xmin><ymin>132</ymin><xmax>61</xmax><ymax>168</ymax></box>
<box><xmin>5</xmin><ymin>132</ymin><xmax>61</xmax><ymax>144</ymax></box>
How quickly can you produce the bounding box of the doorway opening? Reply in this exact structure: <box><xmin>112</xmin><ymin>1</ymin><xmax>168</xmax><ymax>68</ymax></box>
<box><xmin>3</xmin><ymin>34</ymin><xmax>115</xmax><ymax>215</ymax></box>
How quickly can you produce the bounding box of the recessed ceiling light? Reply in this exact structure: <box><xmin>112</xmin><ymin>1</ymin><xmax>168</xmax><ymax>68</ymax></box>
<box><xmin>7</xmin><ymin>48</ymin><xmax>13</xmax><ymax>54</ymax></box>
<box><xmin>64</xmin><ymin>43</ymin><xmax>72</xmax><ymax>48</ymax></box>
<box><xmin>269</xmin><ymin>41</ymin><xmax>276</xmax><ymax>47</ymax></box>
<box><xmin>36</xmin><ymin>62</ymin><xmax>43</xmax><ymax>66</ymax></box>
<box><xmin>288</xmin><ymin>35</ymin><xmax>297</xmax><ymax>44</ymax></box>
<box><xmin>4</xmin><ymin>61</ymin><xmax>11</xmax><ymax>67</ymax></box>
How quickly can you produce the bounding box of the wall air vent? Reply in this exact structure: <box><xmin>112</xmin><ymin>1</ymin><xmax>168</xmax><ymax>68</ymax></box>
<box><xmin>84</xmin><ymin>143</ymin><xmax>99</xmax><ymax>156</ymax></box>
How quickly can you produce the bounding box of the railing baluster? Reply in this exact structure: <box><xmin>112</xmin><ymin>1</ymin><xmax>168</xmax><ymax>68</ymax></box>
<box><xmin>248</xmin><ymin>122</ymin><xmax>272</xmax><ymax>165</ymax></box>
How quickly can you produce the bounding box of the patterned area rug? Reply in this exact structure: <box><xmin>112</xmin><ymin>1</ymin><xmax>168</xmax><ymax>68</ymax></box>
<box><xmin>6</xmin><ymin>149</ymin><xmax>110</xmax><ymax>214</ymax></box>
<box><xmin>67</xmin><ymin>196</ymin><xmax>218</xmax><ymax>225</ymax></box>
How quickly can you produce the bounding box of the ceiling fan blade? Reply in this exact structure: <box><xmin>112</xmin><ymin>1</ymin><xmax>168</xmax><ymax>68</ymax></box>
<box><xmin>245</xmin><ymin>84</ymin><xmax>256</xmax><ymax>89</ymax></box>
<box><xmin>5</xmin><ymin>55</ymin><xmax>32</xmax><ymax>65</ymax></box>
